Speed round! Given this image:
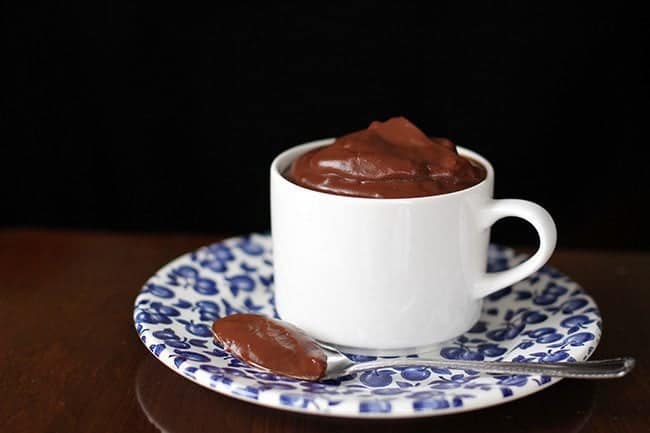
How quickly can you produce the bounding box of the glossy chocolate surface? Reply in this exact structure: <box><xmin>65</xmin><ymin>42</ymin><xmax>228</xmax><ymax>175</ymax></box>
<box><xmin>212</xmin><ymin>314</ymin><xmax>328</xmax><ymax>380</ymax></box>
<box><xmin>286</xmin><ymin>117</ymin><xmax>486</xmax><ymax>198</ymax></box>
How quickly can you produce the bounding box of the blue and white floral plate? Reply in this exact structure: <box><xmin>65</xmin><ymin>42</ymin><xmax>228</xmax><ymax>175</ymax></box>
<box><xmin>133</xmin><ymin>234</ymin><xmax>601</xmax><ymax>418</ymax></box>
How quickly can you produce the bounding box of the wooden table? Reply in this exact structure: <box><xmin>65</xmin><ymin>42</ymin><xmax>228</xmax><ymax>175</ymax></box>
<box><xmin>1</xmin><ymin>229</ymin><xmax>648</xmax><ymax>433</ymax></box>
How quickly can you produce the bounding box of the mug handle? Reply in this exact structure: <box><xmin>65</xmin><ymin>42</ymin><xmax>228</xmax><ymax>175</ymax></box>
<box><xmin>473</xmin><ymin>199</ymin><xmax>557</xmax><ymax>299</ymax></box>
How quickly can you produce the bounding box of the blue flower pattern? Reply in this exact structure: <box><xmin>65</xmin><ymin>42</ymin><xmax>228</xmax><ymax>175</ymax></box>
<box><xmin>134</xmin><ymin>235</ymin><xmax>602</xmax><ymax>417</ymax></box>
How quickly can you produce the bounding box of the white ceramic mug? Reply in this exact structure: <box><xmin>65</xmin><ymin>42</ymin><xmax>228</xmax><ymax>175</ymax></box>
<box><xmin>270</xmin><ymin>139</ymin><xmax>556</xmax><ymax>353</ymax></box>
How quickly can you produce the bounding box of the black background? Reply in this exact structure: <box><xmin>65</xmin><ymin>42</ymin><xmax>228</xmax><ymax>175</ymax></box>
<box><xmin>4</xmin><ymin>3</ymin><xmax>649</xmax><ymax>249</ymax></box>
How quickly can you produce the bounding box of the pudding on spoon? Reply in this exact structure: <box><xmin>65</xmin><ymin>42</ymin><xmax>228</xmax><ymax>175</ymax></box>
<box><xmin>211</xmin><ymin>314</ymin><xmax>634</xmax><ymax>381</ymax></box>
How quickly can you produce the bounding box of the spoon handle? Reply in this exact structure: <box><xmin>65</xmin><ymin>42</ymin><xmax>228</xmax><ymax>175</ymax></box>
<box><xmin>343</xmin><ymin>357</ymin><xmax>635</xmax><ymax>379</ymax></box>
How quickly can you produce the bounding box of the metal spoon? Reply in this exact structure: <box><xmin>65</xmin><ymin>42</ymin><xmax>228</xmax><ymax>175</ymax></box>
<box><xmin>211</xmin><ymin>314</ymin><xmax>634</xmax><ymax>381</ymax></box>
<box><xmin>318</xmin><ymin>342</ymin><xmax>635</xmax><ymax>380</ymax></box>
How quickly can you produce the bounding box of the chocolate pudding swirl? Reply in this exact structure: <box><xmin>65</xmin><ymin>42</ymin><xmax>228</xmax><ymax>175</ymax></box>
<box><xmin>286</xmin><ymin>117</ymin><xmax>486</xmax><ymax>198</ymax></box>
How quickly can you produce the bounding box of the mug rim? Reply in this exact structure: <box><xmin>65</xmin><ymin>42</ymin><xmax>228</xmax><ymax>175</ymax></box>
<box><xmin>271</xmin><ymin>138</ymin><xmax>495</xmax><ymax>202</ymax></box>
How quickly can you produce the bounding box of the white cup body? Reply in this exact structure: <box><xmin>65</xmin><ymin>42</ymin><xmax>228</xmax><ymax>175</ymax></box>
<box><xmin>270</xmin><ymin>139</ymin><xmax>555</xmax><ymax>353</ymax></box>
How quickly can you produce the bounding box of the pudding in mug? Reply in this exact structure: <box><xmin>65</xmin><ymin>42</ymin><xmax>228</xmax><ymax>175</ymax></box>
<box><xmin>271</xmin><ymin>117</ymin><xmax>556</xmax><ymax>354</ymax></box>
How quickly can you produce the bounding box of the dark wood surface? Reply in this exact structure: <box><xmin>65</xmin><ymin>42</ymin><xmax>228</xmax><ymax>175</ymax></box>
<box><xmin>1</xmin><ymin>229</ymin><xmax>648</xmax><ymax>433</ymax></box>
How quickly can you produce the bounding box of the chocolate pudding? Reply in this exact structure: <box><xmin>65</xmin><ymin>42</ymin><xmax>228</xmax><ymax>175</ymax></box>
<box><xmin>211</xmin><ymin>314</ymin><xmax>328</xmax><ymax>380</ymax></box>
<box><xmin>285</xmin><ymin>117</ymin><xmax>486</xmax><ymax>198</ymax></box>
